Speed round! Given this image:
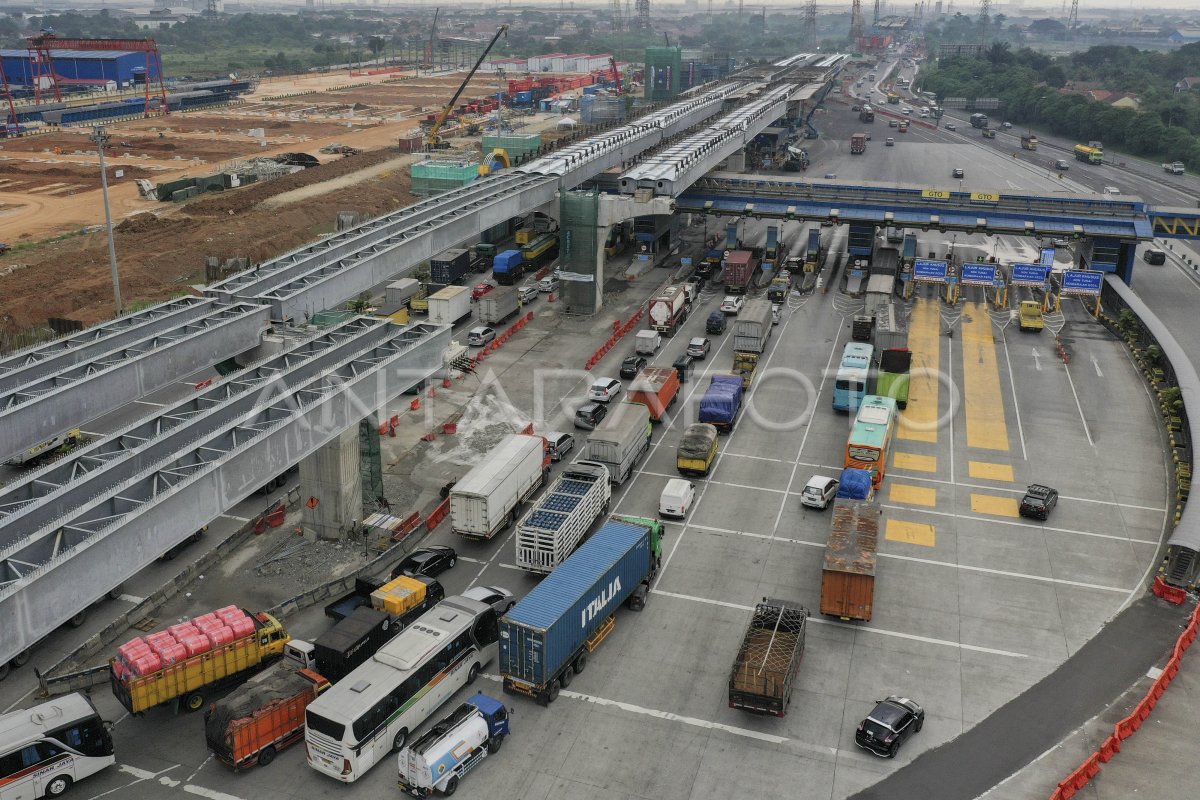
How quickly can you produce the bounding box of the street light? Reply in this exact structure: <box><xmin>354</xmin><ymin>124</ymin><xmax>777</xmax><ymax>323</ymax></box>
<box><xmin>91</xmin><ymin>125</ymin><xmax>122</xmax><ymax>317</ymax></box>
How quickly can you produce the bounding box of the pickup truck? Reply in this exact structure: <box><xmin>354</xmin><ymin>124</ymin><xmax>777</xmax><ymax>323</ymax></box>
<box><xmin>1018</xmin><ymin>300</ymin><xmax>1044</xmax><ymax>332</ymax></box>
<box><xmin>1163</xmin><ymin>161</ymin><xmax>1185</xmax><ymax>175</ymax></box>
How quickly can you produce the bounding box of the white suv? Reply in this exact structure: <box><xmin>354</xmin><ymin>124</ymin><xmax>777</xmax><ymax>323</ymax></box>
<box><xmin>587</xmin><ymin>377</ymin><xmax>622</xmax><ymax>402</ymax></box>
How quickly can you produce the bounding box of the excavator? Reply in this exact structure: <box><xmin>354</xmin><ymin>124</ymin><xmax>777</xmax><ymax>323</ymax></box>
<box><xmin>424</xmin><ymin>24</ymin><xmax>509</xmax><ymax>151</ymax></box>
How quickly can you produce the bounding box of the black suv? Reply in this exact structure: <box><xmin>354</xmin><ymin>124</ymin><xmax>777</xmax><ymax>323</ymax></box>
<box><xmin>620</xmin><ymin>355</ymin><xmax>647</xmax><ymax>379</ymax></box>
<box><xmin>1019</xmin><ymin>484</ymin><xmax>1058</xmax><ymax>520</ymax></box>
<box><xmin>855</xmin><ymin>696</ymin><xmax>925</xmax><ymax>758</ymax></box>
<box><xmin>706</xmin><ymin>311</ymin><xmax>727</xmax><ymax>335</ymax></box>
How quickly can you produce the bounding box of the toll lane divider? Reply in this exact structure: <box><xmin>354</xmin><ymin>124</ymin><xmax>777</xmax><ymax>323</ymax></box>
<box><xmin>1049</xmin><ymin>599</ymin><xmax>1200</xmax><ymax>799</ymax></box>
<box><xmin>585</xmin><ymin>304</ymin><xmax>647</xmax><ymax>371</ymax></box>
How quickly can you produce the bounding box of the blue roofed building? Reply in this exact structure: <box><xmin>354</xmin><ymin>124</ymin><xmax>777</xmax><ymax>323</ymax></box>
<box><xmin>0</xmin><ymin>50</ymin><xmax>155</xmax><ymax>89</ymax></box>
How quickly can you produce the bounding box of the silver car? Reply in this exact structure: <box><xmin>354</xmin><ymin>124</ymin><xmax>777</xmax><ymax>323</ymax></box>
<box><xmin>461</xmin><ymin>585</ymin><xmax>516</xmax><ymax>615</ymax></box>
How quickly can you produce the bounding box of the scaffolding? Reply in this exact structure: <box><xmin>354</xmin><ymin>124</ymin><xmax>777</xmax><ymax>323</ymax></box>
<box><xmin>560</xmin><ymin>190</ymin><xmax>602</xmax><ymax>315</ymax></box>
<box><xmin>410</xmin><ymin>158</ymin><xmax>480</xmax><ymax>197</ymax></box>
<box><xmin>359</xmin><ymin>418</ymin><xmax>386</xmax><ymax>514</ymax></box>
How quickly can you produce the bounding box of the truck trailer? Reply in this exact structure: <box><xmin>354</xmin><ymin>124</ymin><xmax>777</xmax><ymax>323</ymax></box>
<box><xmin>872</xmin><ymin>303</ymin><xmax>908</xmax><ymax>353</ymax></box>
<box><xmin>385</xmin><ymin>278</ymin><xmax>422</xmax><ymax>307</ymax></box>
<box><xmin>427</xmin><ymin>286</ymin><xmax>473</xmax><ymax>326</ymax></box>
<box><xmin>698</xmin><ymin>374</ymin><xmax>744</xmax><ymax>434</ymax></box>
<box><xmin>515</xmin><ymin>461</ymin><xmax>612</xmax><ymax>575</ymax></box>
<box><xmin>626</xmin><ymin>367</ymin><xmax>681</xmax><ymax>422</ymax></box>
<box><xmin>820</xmin><ymin>499</ymin><xmax>880</xmax><ymax>621</ymax></box>
<box><xmin>728</xmin><ymin>599</ymin><xmax>808</xmax><ymax>717</ymax></box>
<box><xmin>477</xmin><ymin>286</ymin><xmax>520</xmax><ymax>325</ymax></box>
<box><xmin>397</xmin><ymin>693</ymin><xmax>511</xmax><ymax>797</ymax></box>
<box><xmin>648</xmin><ymin>284</ymin><xmax>690</xmax><ymax>336</ymax></box>
<box><xmin>500</xmin><ymin>516</ymin><xmax>664</xmax><ymax>705</ymax></box>
<box><xmin>451</xmin><ymin>434</ymin><xmax>547</xmax><ymax>539</ymax></box>
<box><xmin>585</xmin><ymin>401</ymin><xmax>651</xmax><ymax>485</ymax></box>
<box><xmin>850</xmin><ymin>132</ymin><xmax>867</xmax><ymax>154</ymax></box>
<box><xmin>722</xmin><ymin>250</ymin><xmax>760</xmax><ymax>294</ymax></box>
<box><xmin>492</xmin><ymin>250</ymin><xmax>526</xmax><ymax>285</ymax></box>
<box><xmin>733</xmin><ymin>299</ymin><xmax>773</xmax><ymax>354</ymax></box>
<box><xmin>204</xmin><ymin>664</ymin><xmax>329</xmax><ymax>771</ymax></box>
<box><xmin>431</xmin><ymin>248</ymin><xmax>471</xmax><ymax>285</ymax></box>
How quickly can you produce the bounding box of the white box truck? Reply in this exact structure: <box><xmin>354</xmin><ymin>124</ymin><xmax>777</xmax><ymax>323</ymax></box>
<box><xmin>385</xmin><ymin>278</ymin><xmax>421</xmax><ymax>306</ymax></box>
<box><xmin>585</xmin><ymin>401</ymin><xmax>651</xmax><ymax>485</ymax></box>
<box><xmin>733</xmin><ymin>298</ymin><xmax>773</xmax><ymax>354</ymax></box>
<box><xmin>477</xmin><ymin>286</ymin><xmax>520</xmax><ymax>325</ymax></box>
<box><xmin>428</xmin><ymin>285</ymin><xmax>473</xmax><ymax>326</ymax></box>
<box><xmin>450</xmin><ymin>434</ymin><xmax>546</xmax><ymax>539</ymax></box>
<box><xmin>515</xmin><ymin>460</ymin><xmax>612</xmax><ymax>574</ymax></box>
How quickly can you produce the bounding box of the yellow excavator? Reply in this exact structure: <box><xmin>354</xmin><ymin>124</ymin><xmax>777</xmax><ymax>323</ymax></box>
<box><xmin>425</xmin><ymin>24</ymin><xmax>509</xmax><ymax>150</ymax></box>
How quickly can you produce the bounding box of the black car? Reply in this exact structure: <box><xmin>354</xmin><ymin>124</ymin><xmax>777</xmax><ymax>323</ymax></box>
<box><xmin>391</xmin><ymin>545</ymin><xmax>457</xmax><ymax>579</ymax></box>
<box><xmin>706</xmin><ymin>311</ymin><xmax>727</xmax><ymax>335</ymax></box>
<box><xmin>1019</xmin><ymin>484</ymin><xmax>1058</xmax><ymax>520</ymax></box>
<box><xmin>855</xmin><ymin>696</ymin><xmax>925</xmax><ymax>758</ymax></box>
<box><xmin>620</xmin><ymin>355</ymin><xmax>648</xmax><ymax>379</ymax></box>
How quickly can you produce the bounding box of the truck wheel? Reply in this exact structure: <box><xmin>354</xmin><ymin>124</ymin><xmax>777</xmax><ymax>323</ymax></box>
<box><xmin>488</xmin><ymin>735</ymin><xmax>504</xmax><ymax>755</ymax></box>
<box><xmin>558</xmin><ymin>668</ymin><xmax>573</xmax><ymax>689</ymax></box>
<box><xmin>44</xmin><ymin>775</ymin><xmax>72</xmax><ymax>797</ymax></box>
<box><xmin>257</xmin><ymin>746</ymin><xmax>276</xmax><ymax>767</ymax></box>
<box><xmin>547</xmin><ymin>679</ymin><xmax>561</xmax><ymax>703</ymax></box>
<box><xmin>573</xmin><ymin>651</ymin><xmax>587</xmax><ymax>674</ymax></box>
<box><xmin>467</xmin><ymin>663</ymin><xmax>480</xmax><ymax>685</ymax></box>
<box><xmin>0</xmin><ymin>661</ymin><xmax>10</xmax><ymax>681</ymax></box>
<box><xmin>443</xmin><ymin>775</ymin><xmax>459</xmax><ymax>796</ymax></box>
<box><xmin>68</xmin><ymin>609</ymin><xmax>88</xmax><ymax>628</ymax></box>
<box><xmin>12</xmin><ymin>649</ymin><xmax>31</xmax><ymax>667</ymax></box>
<box><xmin>185</xmin><ymin>692</ymin><xmax>205</xmax><ymax>712</ymax></box>
<box><xmin>107</xmin><ymin>584</ymin><xmax>126</xmax><ymax>600</ymax></box>
<box><xmin>391</xmin><ymin>728</ymin><xmax>409</xmax><ymax>752</ymax></box>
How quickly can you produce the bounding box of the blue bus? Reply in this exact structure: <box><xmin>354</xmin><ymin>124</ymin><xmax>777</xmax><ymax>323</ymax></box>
<box><xmin>833</xmin><ymin>342</ymin><xmax>874</xmax><ymax>412</ymax></box>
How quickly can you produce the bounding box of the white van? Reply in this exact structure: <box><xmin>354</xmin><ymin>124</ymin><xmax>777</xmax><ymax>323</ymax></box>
<box><xmin>659</xmin><ymin>479</ymin><xmax>696</xmax><ymax>519</ymax></box>
<box><xmin>634</xmin><ymin>329</ymin><xmax>661</xmax><ymax>355</ymax></box>
<box><xmin>538</xmin><ymin>275</ymin><xmax>560</xmax><ymax>293</ymax></box>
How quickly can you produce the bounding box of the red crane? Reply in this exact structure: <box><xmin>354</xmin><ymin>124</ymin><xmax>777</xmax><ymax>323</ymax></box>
<box><xmin>609</xmin><ymin>56</ymin><xmax>622</xmax><ymax>94</ymax></box>
<box><xmin>24</xmin><ymin>34</ymin><xmax>169</xmax><ymax>115</ymax></box>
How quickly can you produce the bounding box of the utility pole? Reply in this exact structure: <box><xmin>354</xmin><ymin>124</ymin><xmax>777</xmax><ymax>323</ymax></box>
<box><xmin>91</xmin><ymin>125</ymin><xmax>122</xmax><ymax>317</ymax></box>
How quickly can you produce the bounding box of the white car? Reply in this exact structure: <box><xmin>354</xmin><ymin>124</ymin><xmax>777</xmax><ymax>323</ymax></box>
<box><xmin>800</xmin><ymin>475</ymin><xmax>840</xmax><ymax>509</ymax></box>
<box><xmin>1104</xmin><ymin>186</ymin><xmax>1121</xmax><ymax>195</ymax></box>
<box><xmin>460</xmin><ymin>585</ymin><xmax>515</xmax><ymax>615</ymax></box>
<box><xmin>467</xmin><ymin>326</ymin><xmax>496</xmax><ymax>347</ymax></box>
<box><xmin>538</xmin><ymin>275</ymin><xmax>560</xmax><ymax>293</ymax></box>
<box><xmin>518</xmin><ymin>284</ymin><xmax>539</xmax><ymax>303</ymax></box>
<box><xmin>587</xmin><ymin>377</ymin><xmax>622</xmax><ymax>402</ymax></box>
<box><xmin>720</xmin><ymin>295</ymin><xmax>745</xmax><ymax>315</ymax></box>
<box><xmin>944</xmin><ymin>123</ymin><xmax>957</xmax><ymax>131</ymax></box>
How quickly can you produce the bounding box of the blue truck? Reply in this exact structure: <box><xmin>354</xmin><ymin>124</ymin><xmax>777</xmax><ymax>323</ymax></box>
<box><xmin>397</xmin><ymin>693</ymin><xmax>510</xmax><ymax>797</ymax></box>
<box><xmin>499</xmin><ymin>516</ymin><xmax>664</xmax><ymax>706</ymax></box>
<box><xmin>698</xmin><ymin>373</ymin><xmax>744</xmax><ymax>434</ymax></box>
<box><xmin>492</xmin><ymin>249</ymin><xmax>525</xmax><ymax>285</ymax></box>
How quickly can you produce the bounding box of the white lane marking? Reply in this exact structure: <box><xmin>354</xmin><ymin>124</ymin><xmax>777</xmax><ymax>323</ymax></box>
<box><xmin>637</xmin><ymin>470</ymin><xmax>789</xmax><ymax>494</ymax></box>
<box><xmin>117</xmin><ymin>594</ymin><xmax>145</xmax><ymax>604</ymax></box>
<box><xmin>220</xmin><ymin>514</ymin><xmax>250</xmax><ymax>523</ymax></box>
<box><xmin>651</xmin><ymin>589</ymin><xmax>1030</xmax><ymax>659</ymax></box>
<box><xmin>1031</xmin><ymin>347</ymin><xmax>1042</xmax><ymax>371</ymax></box>
<box><xmin>1091</xmin><ymin>355</ymin><xmax>1104</xmax><ymax>378</ymax></box>
<box><xmin>1062</xmin><ymin>360</ymin><xmax>1095</xmax><ymax>447</ymax></box>
<box><xmin>182</xmin><ymin>785</ymin><xmax>252</xmax><ymax>800</ymax></box>
<box><xmin>875</xmin><ymin>503</ymin><xmax>1161</xmax><ymax>546</ymax></box>
<box><xmin>185</xmin><ymin>754</ymin><xmax>212</xmax><ymax>783</ymax></box>
<box><xmin>117</xmin><ymin>765</ymin><xmax>160</xmax><ymax>780</ymax></box>
<box><xmin>1001</xmin><ymin>329</ymin><xmax>1027</xmax><ymax>460</ymax></box>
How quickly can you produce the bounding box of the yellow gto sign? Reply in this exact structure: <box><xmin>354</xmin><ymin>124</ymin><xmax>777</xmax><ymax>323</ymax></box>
<box><xmin>970</xmin><ymin>192</ymin><xmax>1001</xmax><ymax>202</ymax></box>
<box><xmin>921</xmin><ymin>189</ymin><xmax>951</xmax><ymax>200</ymax></box>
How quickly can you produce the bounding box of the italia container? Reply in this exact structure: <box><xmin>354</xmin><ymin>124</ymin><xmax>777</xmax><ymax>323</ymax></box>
<box><xmin>500</xmin><ymin>518</ymin><xmax>659</xmax><ymax>705</ymax></box>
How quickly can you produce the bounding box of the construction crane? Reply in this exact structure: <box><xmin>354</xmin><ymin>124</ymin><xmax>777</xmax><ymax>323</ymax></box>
<box><xmin>24</xmin><ymin>33</ymin><xmax>169</xmax><ymax>112</ymax></box>
<box><xmin>425</xmin><ymin>25</ymin><xmax>508</xmax><ymax>150</ymax></box>
<box><xmin>609</xmin><ymin>56</ymin><xmax>623</xmax><ymax>94</ymax></box>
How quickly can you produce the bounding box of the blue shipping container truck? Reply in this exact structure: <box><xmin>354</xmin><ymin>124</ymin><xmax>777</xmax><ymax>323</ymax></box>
<box><xmin>492</xmin><ymin>250</ymin><xmax>525</xmax><ymax>285</ymax></box>
<box><xmin>697</xmin><ymin>374</ymin><xmax>743</xmax><ymax>433</ymax></box>
<box><xmin>499</xmin><ymin>516</ymin><xmax>664</xmax><ymax>705</ymax></box>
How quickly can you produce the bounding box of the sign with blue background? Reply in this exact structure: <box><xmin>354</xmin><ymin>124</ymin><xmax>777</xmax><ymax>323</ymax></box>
<box><xmin>1011</xmin><ymin>263</ymin><xmax>1049</xmax><ymax>286</ymax></box>
<box><xmin>961</xmin><ymin>263</ymin><xmax>997</xmax><ymax>286</ymax></box>
<box><xmin>1039</xmin><ymin>247</ymin><xmax>1056</xmax><ymax>267</ymax></box>
<box><xmin>913</xmin><ymin>259</ymin><xmax>948</xmax><ymax>283</ymax></box>
<box><xmin>1062</xmin><ymin>270</ymin><xmax>1103</xmax><ymax>295</ymax></box>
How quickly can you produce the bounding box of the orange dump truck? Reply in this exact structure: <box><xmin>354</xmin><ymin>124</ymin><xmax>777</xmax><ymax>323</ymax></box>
<box><xmin>626</xmin><ymin>367</ymin><xmax>681</xmax><ymax>422</ymax></box>
<box><xmin>204</xmin><ymin>664</ymin><xmax>329</xmax><ymax>771</ymax></box>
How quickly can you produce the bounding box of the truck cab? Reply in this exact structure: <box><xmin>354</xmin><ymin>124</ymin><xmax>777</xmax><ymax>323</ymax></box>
<box><xmin>397</xmin><ymin>693</ymin><xmax>511</xmax><ymax>797</ymax></box>
<box><xmin>1018</xmin><ymin>300</ymin><xmax>1045</xmax><ymax>332</ymax></box>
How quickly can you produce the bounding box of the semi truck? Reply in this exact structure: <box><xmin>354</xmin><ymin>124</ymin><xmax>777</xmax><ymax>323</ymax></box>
<box><xmin>1163</xmin><ymin>161</ymin><xmax>1185</xmax><ymax>175</ymax></box>
<box><xmin>677</xmin><ymin>423</ymin><xmax>719</xmax><ymax>477</ymax></box>
<box><xmin>727</xmin><ymin>599</ymin><xmax>808</xmax><ymax>717</ymax></box>
<box><xmin>451</xmin><ymin>434</ymin><xmax>547</xmax><ymax>539</ymax></box>
<box><xmin>477</xmin><ymin>286</ymin><xmax>520</xmax><ymax>325</ymax></box>
<box><xmin>858</xmin><ymin>105</ymin><xmax>875</xmax><ymax>123</ymax></box>
<box><xmin>515</xmin><ymin>460</ymin><xmax>611</xmax><ymax>575</ymax></box>
<box><xmin>1020</xmin><ymin>134</ymin><xmax>1038</xmax><ymax>151</ymax></box>
<box><xmin>204</xmin><ymin>664</ymin><xmax>329</xmax><ymax>771</ymax></box>
<box><xmin>820</xmin><ymin>499</ymin><xmax>880</xmax><ymax>621</ymax></box>
<box><xmin>626</xmin><ymin>367</ymin><xmax>681</xmax><ymax>422</ymax></box>
<box><xmin>111</xmin><ymin>607</ymin><xmax>290</xmax><ymax>714</ymax></box>
<box><xmin>698</xmin><ymin>374</ymin><xmax>743</xmax><ymax>434</ymax></box>
<box><xmin>491</xmin><ymin>250</ymin><xmax>526</xmax><ymax>285</ymax></box>
<box><xmin>648</xmin><ymin>284</ymin><xmax>690</xmax><ymax>336</ymax></box>
<box><xmin>385</xmin><ymin>278</ymin><xmax>422</xmax><ymax>308</ymax></box>
<box><xmin>585</xmin><ymin>401</ymin><xmax>651</xmax><ymax>485</ymax></box>
<box><xmin>733</xmin><ymin>299</ymin><xmax>773</xmax><ymax>355</ymax></box>
<box><xmin>500</xmin><ymin>516</ymin><xmax>664</xmax><ymax>705</ymax></box>
<box><xmin>804</xmin><ymin>229</ymin><xmax>822</xmax><ymax>272</ymax></box>
<box><xmin>427</xmin><ymin>286</ymin><xmax>472</xmax><ymax>326</ymax></box>
<box><xmin>722</xmin><ymin>250</ymin><xmax>760</xmax><ymax>294</ymax></box>
<box><xmin>397</xmin><ymin>693</ymin><xmax>511</xmax><ymax>797</ymax></box>
<box><xmin>430</xmin><ymin>248</ymin><xmax>471</xmax><ymax>285</ymax></box>
<box><xmin>969</xmin><ymin>113</ymin><xmax>988</xmax><ymax>129</ymax></box>
<box><xmin>851</xmin><ymin>132</ymin><xmax>867</xmax><ymax>154</ymax></box>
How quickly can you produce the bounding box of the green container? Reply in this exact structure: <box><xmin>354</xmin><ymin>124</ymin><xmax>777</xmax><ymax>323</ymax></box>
<box><xmin>483</xmin><ymin>133</ymin><xmax>542</xmax><ymax>159</ymax></box>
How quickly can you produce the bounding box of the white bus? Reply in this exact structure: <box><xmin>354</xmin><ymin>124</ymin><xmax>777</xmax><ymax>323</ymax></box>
<box><xmin>0</xmin><ymin>692</ymin><xmax>115</xmax><ymax>798</ymax></box>
<box><xmin>303</xmin><ymin>595</ymin><xmax>499</xmax><ymax>783</ymax></box>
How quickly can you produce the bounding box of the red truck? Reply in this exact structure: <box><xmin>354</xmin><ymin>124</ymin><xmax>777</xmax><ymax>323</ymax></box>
<box><xmin>648</xmin><ymin>284</ymin><xmax>690</xmax><ymax>336</ymax></box>
<box><xmin>627</xmin><ymin>367</ymin><xmax>681</xmax><ymax>422</ymax></box>
<box><xmin>204</xmin><ymin>664</ymin><xmax>329</xmax><ymax>771</ymax></box>
<box><xmin>851</xmin><ymin>132</ymin><xmax>867</xmax><ymax>154</ymax></box>
<box><xmin>722</xmin><ymin>250</ymin><xmax>761</xmax><ymax>295</ymax></box>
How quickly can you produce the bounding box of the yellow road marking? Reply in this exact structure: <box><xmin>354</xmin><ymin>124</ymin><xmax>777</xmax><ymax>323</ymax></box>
<box><xmin>886</xmin><ymin>520</ymin><xmax>937</xmax><ymax>547</ymax></box>
<box><xmin>962</xmin><ymin>302</ymin><xmax>1009</xmax><ymax>451</ymax></box>
<box><xmin>968</xmin><ymin>461</ymin><xmax>1015</xmax><ymax>482</ymax></box>
<box><xmin>889</xmin><ymin>483</ymin><xmax>937</xmax><ymax>507</ymax></box>
<box><xmin>894</xmin><ymin>452</ymin><xmax>937</xmax><ymax>472</ymax></box>
<box><xmin>970</xmin><ymin>493</ymin><xmax>1020</xmax><ymax>517</ymax></box>
<box><xmin>899</xmin><ymin>299</ymin><xmax>939</xmax><ymax>443</ymax></box>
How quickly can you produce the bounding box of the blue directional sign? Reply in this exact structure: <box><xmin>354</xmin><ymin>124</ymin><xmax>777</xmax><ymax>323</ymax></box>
<box><xmin>913</xmin><ymin>258</ymin><xmax>948</xmax><ymax>283</ymax></box>
<box><xmin>1039</xmin><ymin>247</ymin><xmax>1056</xmax><ymax>267</ymax></box>
<box><xmin>1062</xmin><ymin>269</ymin><xmax>1104</xmax><ymax>295</ymax></box>
<box><xmin>961</xmin><ymin>263</ymin><xmax>997</xmax><ymax>286</ymax></box>
<box><xmin>1011</xmin><ymin>263</ymin><xmax>1050</xmax><ymax>287</ymax></box>
<box><xmin>681</xmin><ymin>257</ymin><xmax>693</xmax><ymax>267</ymax></box>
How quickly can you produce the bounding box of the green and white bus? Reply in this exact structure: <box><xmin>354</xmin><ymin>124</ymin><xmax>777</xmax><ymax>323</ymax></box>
<box><xmin>0</xmin><ymin>693</ymin><xmax>115</xmax><ymax>798</ymax></box>
<box><xmin>303</xmin><ymin>595</ymin><xmax>499</xmax><ymax>783</ymax></box>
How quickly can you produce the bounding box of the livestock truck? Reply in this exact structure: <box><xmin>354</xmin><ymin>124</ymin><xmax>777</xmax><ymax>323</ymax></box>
<box><xmin>110</xmin><ymin>607</ymin><xmax>290</xmax><ymax>714</ymax></box>
<box><xmin>585</xmin><ymin>401</ymin><xmax>651</xmax><ymax>485</ymax></box>
<box><xmin>722</xmin><ymin>250</ymin><xmax>760</xmax><ymax>294</ymax></box>
<box><xmin>204</xmin><ymin>664</ymin><xmax>329</xmax><ymax>771</ymax></box>
<box><xmin>451</xmin><ymin>434</ymin><xmax>546</xmax><ymax>539</ymax></box>
<box><xmin>728</xmin><ymin>599</ymin><xmax>809</xmax><ymax>717</ymax></box>
<box><xmin>626</xmin><ymin>367</ymin><xmax>681</xmax><ymax>422</ymax></box>
<box><xmin>477</xmin><ymin>285</ymin><xmax>519</xmax><ymax>325</ymax></box>
<box><xmin>397</xmin><ymin>693</ymin><xmax>511</xmax><ymax>797</ymax></box>
<box><xmin>820</xmin><ymin>499</ymin><xmax>881</xmax><ymax>621</ymax></box>
<box><xmin>430</xmin><ymin>248</ymin><xmax>471</xmax><ymax>285</ymax></box>
<box><xmin>648</xmin><ymin>284</ymin><xmax>690</xmax><ymax>336</ymax></box>
<box><xmin>515</xmin><ymin>460</ymin><xmax>612</xmax><ymax>575</ymax></box>
<box><xmin>698</xmin><ymin>374</ymin><xmax>744</xmax><ymax>434</ymax></box>
<box><xmin>427</xmin><ymin>286</ymin><xmax>473</xmax><ymax>326</ymax></box>
<box><xmin>499</xmin><ymin>516</ymin><xmax>664</xmax><ymax>705</ymax></box>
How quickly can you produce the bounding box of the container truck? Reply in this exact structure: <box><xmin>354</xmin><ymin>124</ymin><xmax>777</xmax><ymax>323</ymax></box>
<box><xmin>477</xmin><ymin>286</ymin><xmax>519</xmax><ymax>325</ymax></box>
<box><xmin>872</xmin><ymin>303</ymin><xmax>908</xmax><ymax>353</ymax></box>
<box><xmin>648</xmin><ymin>284</ymin><xmax>690</xmax><ymax>336</ymax></box>
<box><xmin>820</xmin><ymin>499</ymin><xmax>880</xmax><ymax>621</ymax></box>
<box><xmin>698</xmin><ymin>374</ymin><xmax>744</xmax><ymax>434</ymax></box>
<box><xmin>515</xmin><ymin>461</ymin><xmax>611</xmax><ymax>575</ymax></box>
<box><xmin>722</xmin><ymin>250</ymin><xmax>760</xmax><ymax>294</ymax></box>
<box><xmin>111</xmin><ymin>607</ymin><xmax>290</xmax><ymax>714</ymax></box>
<box><xmin>500</xmin><ymin>516</ymin><xmax>664</xmax><ymax>705</ymax></box>
<box><xmin>397</xmin><ymin>693</ymin><xmax>511</xmax><ymax>797</ymax></box>
<box><xmin>427</xmin><ymin>286</ymin><xmax>472</xmax><ymax>326</ymax></box>
<box><xmin>204</xmin><ymin>664</ymin><xmax>329</xmax><ymax>771</ymax></box>
<box><xmin>385</xmin><ymin>278</ymin><xmax>421</xmax><ymax>307</ymax></box>
<box><xmin>430</xmin><ymin>248</ymin><xmax>471</xmax><ymax>285</ymax></box>
<box><xmin>492</xmin><ymin>250</ymin><xmax>525</xmax><ymax>285</ymax></box>
<box><xmin>626</xmin><ymin>367</ymin><xmax>681</xmax><ymax>422</ymax></box>
<box><xmin>585</xmin><ymin>401</ymin><xmax>651</xmax><ymax>485</ymax></box>
<box><xmin>727</xmin><ymin>599</ymin><xmax>808</xmax><ymax>717</ymax></box>
<box><xmin>450</xmin><ymin>434</ymin><xmax>546</xmax><ymax>539</ymax></box>
<box><xmin>863</xmin><ymin>274</ymin><xmax>896</xmax><ymax>319</ymax></box>
<box><xmin>850</xmin><ymin>132</ymin><xmax>867</xmax><ymax>154</ymax></box>
<box><xmin>734</xmin><ymin>299</ymin><xmax>773</xmax><ymax>354</ymax></box>
<box><xmin>677</xmin><ymin>423</ymin><xmax>719</xmax><ymax>476</ymax></box>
